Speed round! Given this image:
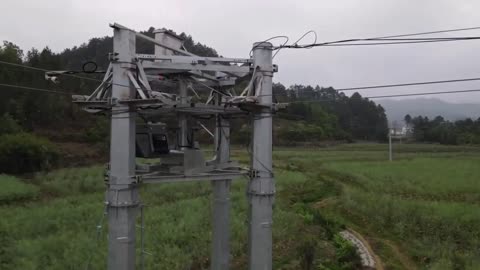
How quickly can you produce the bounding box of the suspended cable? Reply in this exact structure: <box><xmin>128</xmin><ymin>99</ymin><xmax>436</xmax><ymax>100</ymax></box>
<box><xmin>365</xmin><ymin>88</ymin><xmax>480</xmax><ymax>99</ymax></box>
<box><xmin>272</xmin><ymin>30</ymin><xmax>317</xmax><ymax>59</ymax></box>
<box><xmin>292</xmin><ymin>30</ymin><xmax>318</xmax><ymax>46</ymax></box>
<box><xmin>250</xmin><ymin>36</ymin><xmax>289</xmax><ymax>57</ymax></box>
<box><xmin>276</xmin><ymin>36</ymin><xmax>480</xmax><ymax>49</ymax></box>
<box><xmin>319</xmin><ymin>38</ymin><xmax>480</xmax><ymax>47</ymax></box>
<box><xmin>257</xmin><ymin>75</ymin><xmax>480</xmax><ymax>98</ymax></box>
<box><xmin>273</xmin><ymin>25</ymin><xmax>480</xmax><ymax>50</ymax></box>
<box><xmin>0</xmin><ymin>59</ymin><xmax>132</xmax><ymax>90</ymax></box>
<box><xmin>281</xmin><ymin>88</ymin><xmax>480</xmax><ymax>104</ymax></box>
<box><xmin>373</xmin><ymin>26</ymin><xmax>480</xmax><ymax>39</ymax></box>
<box><xmin>336</xmin><ymin>77</ymin><xmax>480</xmax><ymax>91</ymax></box>
<box><xmin>0</xmin><ymin>82</ymin><xmax>74</xmax><ymax>95</ymax></box>
<box><xmin>0</xmin><ymin>60</ymin><xmax>102</xmax><ymax>83</ymax></box>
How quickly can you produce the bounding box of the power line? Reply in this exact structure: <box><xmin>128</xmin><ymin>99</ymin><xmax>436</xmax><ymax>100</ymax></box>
<box><xmin>374</xmin><ymin>26</ymin><xmax>480</xmax><ymax>39</ymax></box>
<box><xmin>336</xmin><ymin>77</ymin><xmax>480</xmax><ymax>91</ymax></box>
<box><xmin>259</xmin><ymin>76</ymin><xmax>480</xmax><ymax>97</ymax></box>
<box><xmin>0</xmin><ymin>60</ymin><xmax>102</xmax><ymax>83</ymax></box>
<box><xmin>277</xmin><ymin>36</ymin><xmax>480</xmax><ymax>49</ymax></box>
<box><xmin>0</xmin><ymin>60</ymin><xmax>134</xmax><ymax>90</ymax></box>
<box><xmin>250</xmin><ymin>36</ymin><xmax>289</xmax><ymax>57</ymax></box>
<box><xmin>274</xmin><ymin>25</ymin><xmax>480</xmax><ymax>49</ymax></box>
<box><xmin>2</xmin><ymin>81</ymin><xmax>480</xmax><ymax>110</ymax></box>
<box><xmin>366</xmin><ymin>88</ymin><xmax>480</xmax><ymax>99</ymax></box>
<box><xmin>321</xmin><ymin>38</ymin><xmax>480</xmax><ymax>47</ymax></box>
<box><xmin>282</xmin><ymin>88</ymin><xmax>480</xmax><ymax>104</ymax></box>
<box><xmin>0</xmin><ymin>82</ymin><xmax>73</xmax><ymax>95</ymax></box>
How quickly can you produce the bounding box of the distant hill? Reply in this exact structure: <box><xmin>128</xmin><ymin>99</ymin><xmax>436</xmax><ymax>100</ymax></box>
<box><xmin>377</xmin><ymin>98</ymin><xmax>480</xmax><ymax>124</ymax></box>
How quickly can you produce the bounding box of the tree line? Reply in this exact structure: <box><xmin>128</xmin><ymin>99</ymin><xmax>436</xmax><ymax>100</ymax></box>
<box><xmin>406</xmin><ymin>114</ymin><xmax>480</xmax><ymax>145</ymax></box>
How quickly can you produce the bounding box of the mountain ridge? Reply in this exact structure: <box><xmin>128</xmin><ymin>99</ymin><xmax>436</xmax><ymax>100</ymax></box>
<box><xmin>377</xmin><ymin>98</ymin><xmax>480</xmax><ymax>124</ymax></box>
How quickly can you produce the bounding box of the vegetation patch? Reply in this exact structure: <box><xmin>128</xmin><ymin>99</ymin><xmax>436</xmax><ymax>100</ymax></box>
<box><xmin>0</xmin><ymin>174</ymin><xmax>39</xmax><ymax>203</ymax></box>
<box><xmin>0</xmin><ymin>133</ymin><xmax>59</xmax><ymax>174</ymax></box>
<box><xmin>0</xmin><ymin>144</ymin><xmax>479</xmax><ymax>269</ymax></box>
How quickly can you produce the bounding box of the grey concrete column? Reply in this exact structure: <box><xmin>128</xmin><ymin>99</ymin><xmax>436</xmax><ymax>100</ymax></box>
<box><xmin>178</xmin><ymin>79</ymin><xmax>189</xmax><ymax>149</ymax></box>
<box><xmin>107</xmin><ymin>27</ymin><xmax>139</xmax><ymax>270</ymax></box>
<box><xmin>211</xmin><ymin>95</ymin><xmax>231</xmax><ymax>270</ymax></box>
<box><xmin>248</xmin><ymin>42</ymin><xmax>275</xmax><ymax>270</ymax></box>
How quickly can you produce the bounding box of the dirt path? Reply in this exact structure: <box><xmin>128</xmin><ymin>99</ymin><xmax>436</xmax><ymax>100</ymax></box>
<box><xmin>380</xmin><ymin>239</ymin><xmax>418</xmax><ymax>270</ymax></box>
<box><xmin>341</xmin><ymin>227</ymin><xmax>418</xmax><ymax>270</ymax></box>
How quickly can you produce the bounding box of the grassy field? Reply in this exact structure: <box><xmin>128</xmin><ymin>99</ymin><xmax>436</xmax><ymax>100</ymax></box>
<box><xmin>0</xmin><ymin>143</ymin><xmax>479</xmax><ymax>269</ymax></box>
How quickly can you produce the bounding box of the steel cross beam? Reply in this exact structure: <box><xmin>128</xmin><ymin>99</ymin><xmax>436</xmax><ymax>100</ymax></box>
<box><xmin>142</xmin><ymin>61</ymin><xmax>250</xmax><ymax>76</ymax></box>
<box><xmin>136</xmin><ymin>53</ymin><xmax>252</xmax><ymax>65</ymax></box>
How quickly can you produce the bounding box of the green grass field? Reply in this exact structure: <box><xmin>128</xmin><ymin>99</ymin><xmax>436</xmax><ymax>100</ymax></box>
<box><xmin>1</xmin><ymin>143</ymin><xmax>479</xmax><ymax>269</ymax></box>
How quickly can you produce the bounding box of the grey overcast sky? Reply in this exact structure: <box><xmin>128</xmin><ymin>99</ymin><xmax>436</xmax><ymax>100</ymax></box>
<box><xmin>2</xmin><ymin>0</ymin><xmax>480</xmax><ymax>103</ymax></box>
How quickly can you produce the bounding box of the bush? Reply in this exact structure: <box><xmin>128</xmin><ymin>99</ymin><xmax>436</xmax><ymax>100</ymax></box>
<box><xmin>84</xmin><ymin>117</ymin><xmax>109</xmax><ymax>143</ymax></box>
<box><xmin>277</xmin><ymin>122</ymin><xmax>326</xmax><ymax>145</ymax></box>
<box><xmin>0</xmin><ymin>113</ymin><xmax>22</xmax><ymax>136</ymax></box>
<box><xmin>0</xmin><ymin>133</ymin><xmax>59</xmax><ymax>174</ymax></box>
<box><xmin>0</xmin><ymin>174</ymin><xmax>39</xmax><ymax>203</ymax></box>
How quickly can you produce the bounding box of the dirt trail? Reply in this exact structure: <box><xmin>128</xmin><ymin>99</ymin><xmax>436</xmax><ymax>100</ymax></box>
<box><xmin>380</xmin><ymin>239</ymin><xmax>418</xmax><ymax>270</ymax></box>
<box><xmin>341</xmin><ymin>227</ymin><xmax>418</xmax><ymax>270</ymax></box>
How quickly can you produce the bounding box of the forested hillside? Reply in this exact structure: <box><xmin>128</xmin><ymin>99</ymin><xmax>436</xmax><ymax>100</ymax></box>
<box><xmin>0</xmin><ymin>26</ymin><xmax>389</xmax><ymax>171</ymax></box>
<box><xmin>379</xmin><ymin>98</ymin><xmax>480</xmax><ymax>123</ymax></box>
<box><xmin>407</xmin><ymin>114</ymin><xmax>480</xmax><ymax>145</ymax></box>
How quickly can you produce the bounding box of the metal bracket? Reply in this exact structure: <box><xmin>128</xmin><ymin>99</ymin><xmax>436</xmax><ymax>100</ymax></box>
<box><xmin>104</xmin><ymin>173</ymin><xmax>143</xmax><ymax>186</ymax></box>
<box><xmin>108</xmin><ymin>52</ymin><xmax>119</xmax><ymax>61</ymax></box>
<box><xmin>248</xmin><ymin>169</ymin><xmax>260</xmax><ymax>178</ymax></box>
<box><xmin>106</xmin><ymin>200</ymin><xmax>141</xmax><ymax>208</ymax></box>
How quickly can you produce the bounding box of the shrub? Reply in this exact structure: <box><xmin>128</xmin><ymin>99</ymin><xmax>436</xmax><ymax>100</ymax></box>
<box><xmin>0</xmin><ymin>174</ymin><xmax>39</xmax><ymax>203</ymax></box>
<box><xmin>0</xmin><ymin>133</ymin><xmax>59</xmax><ymax>174</ymax></box>
<box><xmin>0</xmin><ymin>113</ymin><xmax>22</xmax><ymax>136</ymax></box>
<box><xmin>84</xmin><ymin>117</ymin><xmax>109</xmax><ymax>143</ymax></box>
<box><xmin>277</xmin><ymin>122</ymin><xmax>326</xmax><ymax>145</ymax></box>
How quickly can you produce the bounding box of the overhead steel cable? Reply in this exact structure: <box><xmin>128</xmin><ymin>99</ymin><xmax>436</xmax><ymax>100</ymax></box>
<box><xmin>365</xmin><ymin>88</ymin><xmax>480</xmax><ymax>99</ymax></box>
<box><xmin>0</xmin><ymin>60</ymin><xmax>102</xmax><ymax>83</ymax></box>
<box><xmin>2</xmin><ymin>81</ymin><xmax>480</xmax><ymax>105</ymax></box>
<box><xmin>373</xmin><ymin>26</ymin><xmax>480</xmax><ymax>39</ymax></box>
<box><xmin>336</xmin><ymin>77</ymin><xmax>480</xmax><ymax>91</ymax></box>
<box><xmin>278</xmin><ymin>88</ymin><xmax>480</xmax><ymax>104</ymax></box>
<box><xmin>0</xmin><ymin>82</ymin><xmax>74</xmax><ymax>95</ymax></box>
<box><xmin>274</xmin><ymin>25</ymin><xmax>480</xmax><ymax>49</ymax></box>
<box><xmin>256</xmin><ymin>76</ymin><xmax>480</xmax><ymax>98</ymax></box>
<box><xmin>0</xmin><ymin>60</ymin><xmax>137</xmax><ymax>90</ymax></box>
<box><xmin>276</xmin><ymin>36</ymin><xmax>480</xmax><ymax>49</ymax></box>
<box><xmin>319</xmin><ymin>38</ymin><xmax>480</xmax><ymax>47</ymax></box>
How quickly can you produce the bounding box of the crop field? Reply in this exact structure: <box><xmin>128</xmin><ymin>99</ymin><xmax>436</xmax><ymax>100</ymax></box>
<box><xmin>0</xmin><ymin>143</ymin><xmax>479</xmax><ymax>269</ymax></box>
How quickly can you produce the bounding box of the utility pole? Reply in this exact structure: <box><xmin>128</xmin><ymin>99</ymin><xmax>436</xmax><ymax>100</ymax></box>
<box><xmin>248</xmin><ymin>42</ymin><xmax>275</xmax><ymax>270</ymax></box>
<box><xmin>389</xmin><ymin>129</ymin><xmax>393</xmax><ymax>161</ymax></box>
<box><xmin>211</xmin><ymin>94</ymin><xmax>231</xmax><ymax>270</ymax></box>
<box><xmin>107</xmin><ymin>26</ymin><xmax>139</xmax><ymax>270</ymax></box>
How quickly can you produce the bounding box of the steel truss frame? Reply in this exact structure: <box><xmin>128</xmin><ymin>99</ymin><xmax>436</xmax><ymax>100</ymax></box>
<box><xmin>72</xmin><ymin>22</ymin><xmax>276</xmax><ymax>270</ymax></box>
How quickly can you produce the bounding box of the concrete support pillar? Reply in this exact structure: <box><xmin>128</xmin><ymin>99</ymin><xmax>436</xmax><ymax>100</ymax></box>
<box><xmin>178</xmin><ymin>79</ymin><xmax>189</xmax><ymax>149</ymax></box>
<box><xmin>248</xmin><ymin>42</ymin><xmax>275</xmax><ymax>270</ymax></box>
<box><xmin>107</xmin><ymin>26</ymin><xmax>139</xmax><ymax>270</ymax></box>
<box><xmin>389</xmin><ymin>132</ymin><xmax>393</xmax><ymax>161</ymax></box>
<box><xmin>211</xmin><ymin>94</ymin><xmax>231</xmax><ymax>270</ymax></box>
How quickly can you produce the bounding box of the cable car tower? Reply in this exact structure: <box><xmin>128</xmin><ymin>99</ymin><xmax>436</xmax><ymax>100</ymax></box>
<box><xmin>72</xmin><ymin>23</ymin><xmax>278</xmax><ymax>270</ymax></box>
